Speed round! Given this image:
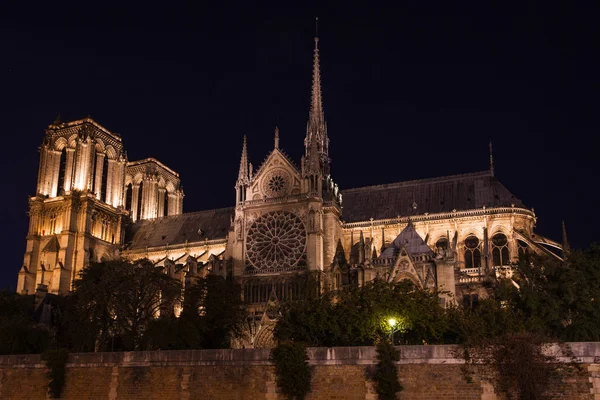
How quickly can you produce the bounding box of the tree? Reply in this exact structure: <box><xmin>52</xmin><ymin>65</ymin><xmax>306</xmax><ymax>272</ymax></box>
<box><xmin>0</xmin><ymin>290</ymin><xmax>49</xmax><ymax>354</ymax></box>
<box><xmin>71</xmin><ymin>259</ymin><xmax>181</xmax><ymax>351</ymax></box>
<box><xmin>275</xmin><ymin>280</ymin><xmax>449</xmax><ymax>347</ymax></box>
<box><xmin>144</xmin><ymin>274</ymin><xmax>246</xmax><ymax>350</ymax></box>
<box><xmin>461</xmin><ymin>332</ymin><xmax>579</xmax><ymax>400</ymax></box>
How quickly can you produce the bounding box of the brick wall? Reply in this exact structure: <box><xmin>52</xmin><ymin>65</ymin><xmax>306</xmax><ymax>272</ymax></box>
<box><xmin>0</xmin><ymin>344</ymin><xmax>598</xmax><ymax>399</ymax></box>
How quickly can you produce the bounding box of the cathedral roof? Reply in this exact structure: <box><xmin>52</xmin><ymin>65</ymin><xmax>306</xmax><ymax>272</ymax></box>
<box><xmin>379</xmin><ymin>224</ymin><xmax>434</xmax><ymax>259</ymax></box>
<box><xmin>126</xmin><ymin>207</ymin><xmax>234</xmax><ymax>249</ymax></box>
<box><xmin>341</xmin><ymin>170</ymin><xmax>524</xmax><ymax>222</ymax></box>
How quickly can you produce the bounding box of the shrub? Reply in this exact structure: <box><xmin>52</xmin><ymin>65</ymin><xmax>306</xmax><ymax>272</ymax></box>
<box><xmin>374</xmin><ymin>340</ymin><xmax>403</xmax><ymax>400</ymax></box>
<box><xmin>271</xmin><ymin>341</ymin><xmax>312</xmax><ymax>400</ymax></box>
<box><xmin>41</xmin><ymin>348</ymin><xmax>69</xmax><ymax>398</ymax></box>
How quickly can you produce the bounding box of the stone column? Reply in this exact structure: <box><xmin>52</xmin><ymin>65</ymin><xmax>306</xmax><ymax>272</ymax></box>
<box><xmin>167</xmin><ymin>193</ymin><xmax>177</xmax><ymax>216</ymax></box>
<box><xmin>105</xmin><ymin>159</ymin><xmax>115</xmax><ymax>206</ymax></box>
<box><xmin>94</xmin><ymin>153</ymin><xmax>105</xmax><ymax>199</ymax></box>
<box><xmin>158</xmin><ymin>188</ymin><xmax>166</xmax><ymax>217</ymax></box>
<box><xmin>112</xmin><ymin>160</ymin><xmax>126</xmax><ymax>208</ymax></box>
<box><xmin>36</xmin><ymin>145</ymin><xmax>48</xmax><ymax>195</ymax></box>
<box><xmin>131</xmin><ymin>184</ymin><xmax>140</xmax><ymax>221</ymax></box>
<box><xmin>48</xmin><ymin>150</ymin><xmax>61</xmax><ymax>197</ymax></box>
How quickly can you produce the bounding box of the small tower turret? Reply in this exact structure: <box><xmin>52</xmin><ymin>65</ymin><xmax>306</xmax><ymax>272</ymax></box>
<box><xmin>236</xmin><ymin>136</ymin><xmax>249</xmax><ymax>204</ymax></box>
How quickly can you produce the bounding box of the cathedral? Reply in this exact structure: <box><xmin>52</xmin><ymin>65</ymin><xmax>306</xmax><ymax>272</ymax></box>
<box><xmin>18</xmin><ymin>35</ymin><xmax>565</xmax><ymax>347</ymax></box>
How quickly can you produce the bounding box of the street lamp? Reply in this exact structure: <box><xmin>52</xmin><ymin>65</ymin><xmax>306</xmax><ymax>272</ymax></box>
<box><xmin>388</xmin><ymin>318</ymin><xmax>398</xmax><ymax>344</ymax></box>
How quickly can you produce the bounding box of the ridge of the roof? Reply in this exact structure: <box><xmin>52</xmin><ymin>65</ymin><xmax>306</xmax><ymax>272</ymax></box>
<box><xmin>132</xmin><ymin>206</ymin><xmax>234</xmax><ymax>226</ymax></box>
<box><xmin>342</xmin><ymin>170</ymin><xmax>493</xmax><ymax>194</ymax></box>
<box><xmin>127</xmin><ymin>158</ymin><xmax>180</xmax><ymax>178</ymax></box>
<box><xmin>47</xmin><ymin>117</ymin><xmax>122</xmax><ymax>141</ymax></box>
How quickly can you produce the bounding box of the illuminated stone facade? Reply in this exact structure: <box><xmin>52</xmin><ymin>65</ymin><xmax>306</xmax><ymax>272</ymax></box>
<box><xmin>18</xmin><ymin>36</ymin><xmax>564</xmax><ymax>347</ymax></box>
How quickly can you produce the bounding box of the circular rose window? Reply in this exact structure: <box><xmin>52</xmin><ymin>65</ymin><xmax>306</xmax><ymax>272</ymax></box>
<box><xmin>262</xmin><ymin>169</ymin><xmax>290</xmax><ymax>197</ymax></box>
<box><xmin>246</xmin><ymin>211</ymin><xmax>306</xmax><ymax>271</ymax></box>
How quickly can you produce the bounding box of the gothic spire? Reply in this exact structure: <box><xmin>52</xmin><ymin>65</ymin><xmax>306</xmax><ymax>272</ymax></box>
<box><xmin>237</xmin><ymin>135</ymin><xmax>249</xmax><ymax>185</ymax></box>
<box><xmin>562</xmin><ymin>220</ymin><xmax>570</xmax><ymax>254</ymax></box>
<box><xmin>274</xmin><ymin>126</ymin><xmax>280</xmax><ymax>149</ymax></box>
<box><xmin>304</xmin><ymin>17</ymin><xmax>329</xmax><ymax>175</ymax></box>
<box><xmin>309</xmin><ymin>29</ymin><xmax>324</xmax><ymax>133</ymax></box>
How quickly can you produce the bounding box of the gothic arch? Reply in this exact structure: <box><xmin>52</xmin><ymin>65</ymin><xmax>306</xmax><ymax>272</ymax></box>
<box><xmin>67</xmin><ymin>134</ymin><xmax>78</xmax><ymax>148</ymax></box>
<box><xmin>165</xmin><ymin>181</ymin><xmax>176</xmax><ymax>194</ymax></box>
<box><xmin>105</xmin><ymin>145</ymin><xmax>117</xmax><ymax>160</ymax></box>
<box><xmin>132</xmin><ymin>173</ymin><xmax>144</xmax><ymax>185</ymax></box>
<box><xmin>54</xmin><ymin>137</ymin><xmax>68</xmax><ymax>151</ymax></box>
<box><xmin>124</xmin><ymin>174</ymin><xmax>133</xmax><ymax>187</ymax></box>
<box><xmin>94</xmin><ymin>139</ymin><xmax>105</xmax><ymax>153</ymax></box>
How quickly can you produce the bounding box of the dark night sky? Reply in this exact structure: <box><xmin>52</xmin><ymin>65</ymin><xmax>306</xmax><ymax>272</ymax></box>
<box><xmin>1</xmin><ymin>2</ymin><xmax>599</xmax><ymax>290</ymax></box>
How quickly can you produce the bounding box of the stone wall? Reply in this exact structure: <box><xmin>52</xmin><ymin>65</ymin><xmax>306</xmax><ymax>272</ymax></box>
<box><xmin>0</xmin><ymin>343</ymin><xmax>598</xmax><ymax>399</ymax></box>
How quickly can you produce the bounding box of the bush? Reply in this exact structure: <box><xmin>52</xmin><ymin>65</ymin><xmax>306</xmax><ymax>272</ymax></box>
<box><xmin>41</xmin><ymin>348</ymin><xmax>69</xmax><ymax>398</ymax></box>
<box><xmin>374</xmin><ymin>340</ymin><xmax>403</xmax><ymax>400</ymax></box>
<box><xmin>271</xmin><ymin>341</ymin><xmax>312</xmax><ymax>400</ymax></box>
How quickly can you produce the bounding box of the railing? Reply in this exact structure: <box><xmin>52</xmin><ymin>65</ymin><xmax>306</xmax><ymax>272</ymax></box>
<box><xmin>342</xmin><ymin>206</ymin><xmax>535</xmax><ymax>229</ymax></box>
<box><xmin>243</xmin><ymin>265</ymin><xmax>307</xmax><ymax>276</ymax></box>
<box><xmin>243</xmin><ymin>193</ymin><xmax>309</xmax><ymax>206</ymax></box>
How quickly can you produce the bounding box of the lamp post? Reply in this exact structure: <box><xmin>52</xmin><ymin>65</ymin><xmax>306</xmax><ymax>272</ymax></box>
<box><xmin>388</xmin><ymin>318</ymin><xmax>398</xmax><ymax>344</ymax></box>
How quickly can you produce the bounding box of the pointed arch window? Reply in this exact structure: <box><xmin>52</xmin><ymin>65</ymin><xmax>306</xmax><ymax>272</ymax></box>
<box><xmin>491</xmin><ymin>233</ymin><xmax>510</xmax><ymax>266</ymax></box>
<box><xmin>464</xmin><ymin>235</ymin><xmax>481</xmax><ymax>269</ymax></box>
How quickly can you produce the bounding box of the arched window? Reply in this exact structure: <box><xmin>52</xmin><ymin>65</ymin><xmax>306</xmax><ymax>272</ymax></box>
<box><xmin>136</xmin><ymin>181</ymin><xmax>144</xmax><ymax>221</ymax></box>
<box><xmin>125</xmin><ymin>183</ymin><xmax>133</xmax><ymax>212</ymax></box>
<box><xmin>435</xmin><ymin>237</ymin><xmax>449</xmax><ymax>252</ymax></box>
<box><xmin>492</xmin><ymin>233</ymin><xmax>510</xmax><ymax>266</ymax></box>
<box><xmin>57</xmin><ymin>148</ymin><xmax>67</xmax><ymax>195</ymax></box>
<box><xmin>517</xmin><ymin>240</ymin><xmax>529</xmax><ymax>257</ymax></box>
<box><xmin>464</xmin><ymin>236</ymin><xmax>481</xmax><ymax>269</ymax></box>
<box><xmin>100</xmin><ymin>156</ymin><xmax>109</xmax><ymax>202</ymax></box>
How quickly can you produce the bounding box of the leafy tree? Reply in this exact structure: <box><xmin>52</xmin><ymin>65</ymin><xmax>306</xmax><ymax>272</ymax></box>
<box><xmin>0</xmin><ymin>290</ymin><xmax>50</xmax><ymax>354</ymax></box>
<box><xmin>462</xmin><ymin>332</ymin><xmax>579</xmax><ymax>400</ymax></box>
<box><xmin>494</xmin><ymin>245</ymin><xmax>600</xmax><ymax>342</ymax></box>
<box><xmin>144</xmin><ymin>274</ymin><xmax>246</xmax><ymax>350</ymax></box>
<box><xmin>275</xmin><ymin>280</ymin><xmax>449</xmax><ymax>346</ymax></box>
<box><xmin>71</xmin><ymin>258</ymin><xmax>181</xmax><ymax>351</ymax></box>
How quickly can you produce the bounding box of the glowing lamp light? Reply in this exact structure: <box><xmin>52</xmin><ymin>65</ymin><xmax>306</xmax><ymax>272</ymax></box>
<box><xmin>388</xmin><ymin>318</ymin><xmax>397</xmax><ymax>327</ymax></box>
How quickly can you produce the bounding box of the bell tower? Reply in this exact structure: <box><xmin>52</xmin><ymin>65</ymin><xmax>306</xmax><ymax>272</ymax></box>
<box><xmin>18</xmin><ymin>117</ymin><xmax>128</xmax><ymax>295</ymax></box>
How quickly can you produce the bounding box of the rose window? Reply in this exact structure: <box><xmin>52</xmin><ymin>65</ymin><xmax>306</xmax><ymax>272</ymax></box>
<box><xmin>268</xmin><ymin>175</ymin><xmax>286</xmax><ymax>193</ymax></box>
<box><xmin>246</xmin><ymin>211</ymin><xmax>306</xmax><ymax>271</ymax></box>
<box><xmin>262</xmin><ymin>169</ymin><xmax>290</xmax><ymax>197</ymax></box>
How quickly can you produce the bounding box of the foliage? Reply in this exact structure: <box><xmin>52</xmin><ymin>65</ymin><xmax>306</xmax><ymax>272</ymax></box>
<box><xmin>144</xmin><ymin>274</ymin><xmax>246</xmax><ymax>350</ymax></box>
<box><xmin>0</xmin><ymin>290</ymin><xmax>50</xmax><ymax>354</ymax></box>
<box><xmin>461</xmin><ymin>333</ymin><xmax>579</xmax><ymax>400</ymax></box>
<box><xmin>41</xmin><ymin>348</ymin><xmax>69</xmax><ymax>398</ymax></box>
<box><xmin>374</xmin><ymin>340</ymin><xmax>403</xmax><ymax>400</ymax></box>
<box><xmin>275</xmin><ymin>280</ymin><xmax>449</xmax><ymax>346</ymax></box>
<box><xmin>71</xmin><ymin>258</ymin><xmax>181</xmax><ymax>351</ymax></box>
<box><xmin>271</xmin><ymin>341</ymin><xmax>312</xmax><ymax>400</ymax></box>
<box><xmin>494</xmin><ymin>246</ymin><xmax>600</xmax><ymax>342</ymax></box>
